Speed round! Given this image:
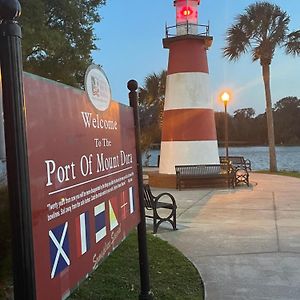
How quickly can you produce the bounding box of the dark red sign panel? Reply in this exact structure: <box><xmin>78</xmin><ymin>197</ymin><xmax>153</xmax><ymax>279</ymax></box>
<box><xmin>23</xmin><ymin>73</ymin><xmax>140</xmax><ymax>300</ymax></box>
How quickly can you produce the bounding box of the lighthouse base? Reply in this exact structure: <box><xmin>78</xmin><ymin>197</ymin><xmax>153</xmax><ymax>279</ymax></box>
<box><xmin>159</xmin><ymin>140</ymin><xmax>219</xmax><ymax>174</ymax></box>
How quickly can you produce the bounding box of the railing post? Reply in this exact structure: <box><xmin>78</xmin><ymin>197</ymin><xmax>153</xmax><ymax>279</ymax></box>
<box><xmin>0</xmin><ymin>0</ymin><xmax>36</xmax><ymax>299</ymax></box>
<box><xmin>127</xmin><ymin>80</ymin><xmax>153</xmax><ymax>300</ymax></box>
<box><xmin>165</xmin><ymin>22</ymin><xmax>168</xmax><ymax>38</ymax></box>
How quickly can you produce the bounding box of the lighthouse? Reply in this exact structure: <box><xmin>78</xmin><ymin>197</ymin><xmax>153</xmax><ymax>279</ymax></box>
<box><xmin>159</xmin><ymin>0</ymin><xmax>219</xmax><ymax>175</ymax></box>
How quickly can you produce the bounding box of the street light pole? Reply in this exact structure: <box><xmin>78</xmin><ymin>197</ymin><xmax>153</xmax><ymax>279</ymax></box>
<box><xmin>221</xmin><ymin>92</ymin><xmax>230</xmax><ymax>163</ymax></box>
<box><xmin>224</xmin><ymin>100</ymin><xmax>229</xmax><ymax>161</ymax></box>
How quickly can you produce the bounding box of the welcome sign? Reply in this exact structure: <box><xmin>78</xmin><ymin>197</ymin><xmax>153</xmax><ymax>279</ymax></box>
<box><xmin>23</xmin><ymin>71</ymin><xmax>140</xmax><ymax>299</ymax></box>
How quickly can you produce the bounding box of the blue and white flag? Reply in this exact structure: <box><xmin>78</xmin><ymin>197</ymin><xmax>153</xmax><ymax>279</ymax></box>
<box><xmin>75</xmin><ymin>212</ymin><xmax>90</xmax><ymax>257</ymax></box>
<box><xmin>49</xmin><ymin>222</ymin><xmax>70</xmax><ymax>279</ymax></box>
<box><xmin>94</xmin><ymin>202</ymin><xmax>106</xmax><ymax>243</ymax></box>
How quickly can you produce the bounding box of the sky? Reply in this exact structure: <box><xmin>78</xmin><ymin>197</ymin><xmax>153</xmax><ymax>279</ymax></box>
<box><xmin>92</xmin><ymin>0</ymin><xmax>300</xmax><ymax>115</ymax></box>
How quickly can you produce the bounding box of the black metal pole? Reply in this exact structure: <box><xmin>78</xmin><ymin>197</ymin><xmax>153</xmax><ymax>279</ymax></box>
<box><xmin>127</xmin><ymin>80</ymin><xmax>153</xmax><ymax>300</ymax></box>
<box><xmin>224</xmin><ymin>102</ymin><xmax>229</xmax><ymax>161</ymax></box>
<box><xmin>0</xmin><ymin>1</ymin><xmax>36</xmax><ymax>299</ymax></box>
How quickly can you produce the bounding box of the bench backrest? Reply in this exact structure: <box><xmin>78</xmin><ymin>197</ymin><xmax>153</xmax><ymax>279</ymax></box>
<box><xmin>220</xmin><ymin>156</ymin><xmax>245</xmax><ymax>164</ymax></box>
<box><xmin>219</xmin><ymin>156</ymin><xmax>251</xmax><ymax>171</ymax></box>
<box><xmin>175</xmin><ymin>164</ymin><xmax>229</xmax><ymax>176</ymax></box>
<box><xmin>143</xmin><ymin>184</ymin><xmax>153</xmax><ymax>209</ymax></box>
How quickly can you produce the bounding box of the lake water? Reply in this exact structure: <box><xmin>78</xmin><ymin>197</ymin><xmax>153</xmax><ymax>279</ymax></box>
<box><xmin>1</xmin><ymin>146</ymin><xmax>300</xmax><ymax>184</ymax></box>
<box><xmin>143</xmin><ymin>146</ymin><xmax>300</xmax><ymax>171</ymax></box>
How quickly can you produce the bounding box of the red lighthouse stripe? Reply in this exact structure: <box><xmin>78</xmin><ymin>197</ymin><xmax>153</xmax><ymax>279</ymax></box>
<box><xmin>161</xmin><ymin>108</ymin><xmax>217</xmax><ymax>141</ymax></box>
<box><xmin>165</xmin><ymin>38</ymin><xmax>209</xmax><ymax>75</ymax></box>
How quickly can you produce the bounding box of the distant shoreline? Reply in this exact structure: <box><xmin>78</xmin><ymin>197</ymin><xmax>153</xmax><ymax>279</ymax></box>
<box><xmin>147</xmin><ymin>143</ymin><xmax>300</xmax><ymax>150</ymax></box>
<box><xmin>219</xmin><ymin>143</ymin><xmax>300</xmax><ymax>147</ymax></box>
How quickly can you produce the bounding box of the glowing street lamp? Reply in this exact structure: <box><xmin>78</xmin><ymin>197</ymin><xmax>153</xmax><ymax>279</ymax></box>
<box><xmin>221</xmin><ymin>91</ymin><xmax>231</xmax><ymax>161</ymax></box>
<box><xmin>221</xmin><ymin>91</ymin><xmax>230</xmax><ymax>103</ymax></box>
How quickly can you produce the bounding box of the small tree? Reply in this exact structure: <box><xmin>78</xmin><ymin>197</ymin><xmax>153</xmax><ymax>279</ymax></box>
<box><xmin>273</xmin><ymin>97</ymin><xmax>300</xmax><ymax>144</ymax></box>
<box><xmin>223</xmin><ymin>1</ymin><xmax>300</xmax><ymax>171</ymax></box>
<box><xmin>20</xmin><ymin>0</ymin><xmax>106</xmax><ymax>88</ymax></box>
<box><xmin>232</xmin><ymin>108</ymin><xmax>256</xmax><ymax>143</ymax></box>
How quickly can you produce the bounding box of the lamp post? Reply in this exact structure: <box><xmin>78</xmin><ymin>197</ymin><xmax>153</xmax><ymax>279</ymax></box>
<box><xmin>221</xmin><ymin>92</ymin><xmax>230</xmax><ymax>162</ymax></box>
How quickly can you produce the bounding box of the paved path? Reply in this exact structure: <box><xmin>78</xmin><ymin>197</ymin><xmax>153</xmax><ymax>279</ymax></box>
<box><xmin>150</xmin><ymin>173</ymin><xmax>300</xmax><ymax>300</ymax></box>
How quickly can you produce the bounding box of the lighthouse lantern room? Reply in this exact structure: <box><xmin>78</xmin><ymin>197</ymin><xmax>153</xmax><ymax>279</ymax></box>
<box><xmin>175</xmin><ymin>0</ymin><xmax>200</xmax><ymax>35</ymax></box>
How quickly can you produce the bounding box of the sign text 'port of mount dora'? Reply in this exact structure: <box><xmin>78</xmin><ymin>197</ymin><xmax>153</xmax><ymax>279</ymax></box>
<box><xmin>24</xmin><ymin>71</ymin><xmax>140</xmax><ymax>300</ymax></box>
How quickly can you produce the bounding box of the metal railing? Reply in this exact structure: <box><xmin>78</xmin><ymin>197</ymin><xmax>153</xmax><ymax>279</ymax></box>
<box><xmin>165</xmin><ymin>21</ymin><xmax>210</xmax><ymax>38</ymax></box>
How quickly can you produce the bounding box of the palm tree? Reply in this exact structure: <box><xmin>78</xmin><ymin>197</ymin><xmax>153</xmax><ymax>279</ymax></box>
<box><xmin>223</xmin><ymin>1</ymin><xmax>300</xmax><ymax>172</ymax></box>
<box><xmin>138</xmin><ymin>71</ymin><xmax>166</xmax><ymax>151</ymax></box>
<box><xmin>138</xmin><ymin>71</ymin><xmax>166</xmax><ymax>124</ymax></box>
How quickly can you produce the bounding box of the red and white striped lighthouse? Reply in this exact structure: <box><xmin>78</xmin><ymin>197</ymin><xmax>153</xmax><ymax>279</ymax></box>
<box><xmin>159</xmin><ymin>0</ymin><xmax>219</xmax><ymax>174</ymax></box>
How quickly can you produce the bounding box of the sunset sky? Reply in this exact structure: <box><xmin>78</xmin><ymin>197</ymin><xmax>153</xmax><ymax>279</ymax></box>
<box><xmin>93</xmin><ymin>0</ymin><xmax>300</xmax><ymax>115</ymax></box>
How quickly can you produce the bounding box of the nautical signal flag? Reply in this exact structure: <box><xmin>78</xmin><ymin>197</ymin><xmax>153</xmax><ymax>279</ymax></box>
<box><xmin>120</xmin><ymin>187</ymin><xmax>135</xmax><ymax>220</ymax></box>
<box><xmin>129</xmin><ymin>186</ymin><xmax>135</xmax><ymax>214</ymax></box>
<box><xmin>49</xmin><ymin>222</ymin><xmax>70</xmax><ymax>279</ymax></box>
<box><xmin>109</xmin><ymin>197</ymin><xmax>119</xmax><ymax>231</ymax></box>
<box><xmin>120</xmin><ymin>190</ymin><xmax>129</xmax><ymax>220</ymax></box>
<box><xmin>94</xmin><ymin>202</ymin><xmax>106</xmax><ymax>243</ymax></box>
<box><xmin>75</xmin><ymin>212</ymin><xmax>90</xmax><ymax>257</ymax></box>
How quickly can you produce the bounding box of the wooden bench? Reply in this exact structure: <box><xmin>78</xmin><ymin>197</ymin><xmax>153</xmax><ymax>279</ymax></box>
<box><xmin>219</xmin><ymin>156</ymin><xmax>251</xmax><ymax>186</ymax></box>
<box><xmin>143</xmin><ymin>184</ymin><xmax>177</xmax><ymax>234</ymax></box>
<box><xmin>175</xmin><ymin>164</ymin><xmax>235</xmax><ymax>190</ymax></box>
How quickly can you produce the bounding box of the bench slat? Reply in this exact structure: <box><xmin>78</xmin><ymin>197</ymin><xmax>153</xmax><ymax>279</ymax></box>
<box><xmin>175</xmin><ymin>164</ymin><xmax>234</xmax><ymax>190</ymax></box>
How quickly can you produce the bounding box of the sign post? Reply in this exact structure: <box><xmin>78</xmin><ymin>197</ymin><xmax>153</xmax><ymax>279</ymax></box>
<box><xmin>127</xmin><ymin>80</ymin><xmax>153</xmax><ymax>300</ymax></box>
<box><xmin>0</xmin><ymin>83</ymin><xmax>5</xmax><ymax>161</ymax></box>
<box><xmin>0</xmin><ymin>1</ymin><xmax>36</xmax><ymax>299</ymax></box>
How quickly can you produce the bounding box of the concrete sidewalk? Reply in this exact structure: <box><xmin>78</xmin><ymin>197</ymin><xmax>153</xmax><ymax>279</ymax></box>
<box><xmin>150</xmin><ymin>173</ymin><xmax>300</xmax><ymax>300</ymax></box>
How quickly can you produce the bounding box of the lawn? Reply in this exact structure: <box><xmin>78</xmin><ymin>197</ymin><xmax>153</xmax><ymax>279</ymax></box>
<box><xmin>68</xmin><ymin>231</ymin><xmax>204</xmax><ymax>300</ymax></box>
<box><xmin>255</xmin><ymin>170</ymin><xmax>300</xmax><ymax>178</ymax></box>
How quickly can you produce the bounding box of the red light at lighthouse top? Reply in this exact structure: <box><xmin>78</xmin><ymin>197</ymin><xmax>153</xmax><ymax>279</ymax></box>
<box><xmin>175</xmin><ymin>0</ymin><xmax>200</xmax><ymax>25</ymax></box>
<box><xmin>181</xmin><ymin>6</ymin><xmax>193</xmax><ymax>17</ymax></box>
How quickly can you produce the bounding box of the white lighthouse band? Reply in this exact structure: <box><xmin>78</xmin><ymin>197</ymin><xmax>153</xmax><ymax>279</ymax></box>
<box><xmin>85</xmin><ymin>65</ymin><xmax>111</xmax><ymax>111</ymax></box>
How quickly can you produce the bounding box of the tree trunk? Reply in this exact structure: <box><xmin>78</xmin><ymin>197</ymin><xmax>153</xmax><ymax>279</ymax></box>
<box><xmin>262</xmin><ymin>63</ymin><xmax>277</xmax><ymax>172</ymax></box>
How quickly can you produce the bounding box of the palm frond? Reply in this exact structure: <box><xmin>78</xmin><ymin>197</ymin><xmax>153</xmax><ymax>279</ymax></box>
<box><xmin>223</xmin><ymin>24</ymin><xmax>250</xmax><ymax>61</ymax></box>
<box><xmin>268</xmin><ymin>10</ymin><xmax>289</xmax><ymax>45</ymax></box>
<box><xmin>138</xmin><ymin>71</ymin><xmax>166</xmax><ymax>112</ymax></box>
<box><xmin>223</xmin><ymin>1</ymin><xmax>293</xmax><ymax>65</ymax></box>
<box><xmin>285</xmin><ymin>30</ymin><xmax>300</xmax><ymax>56</ymax></box>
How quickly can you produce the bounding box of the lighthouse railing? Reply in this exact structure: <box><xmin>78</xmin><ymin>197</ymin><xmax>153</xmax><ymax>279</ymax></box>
<box><xmin>165</xmin><ymin>21</ymin><xmax>210</xmax><ymax>38</ymax></box>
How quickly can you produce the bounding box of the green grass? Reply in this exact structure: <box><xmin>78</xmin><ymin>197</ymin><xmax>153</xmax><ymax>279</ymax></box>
<box><xmin>255</xmin><ymin>170</ymin><xmax>300</xmax><ymax>178</ymax></box>
<box><xmin>69</xmin><ymin>231</ymin><xmax>204</xmax><ymax>300</ymax></box>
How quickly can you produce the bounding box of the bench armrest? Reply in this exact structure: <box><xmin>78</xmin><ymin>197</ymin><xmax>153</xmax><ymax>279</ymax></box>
<box><xmin>235</xmin><ymin>165</ymin><xmax>249</xmax><ymax>174</ymax></box>
<box><xmin>153</xmin><ymin>192</ymin><xmax>177</xmax><ymax>210</ymax></box>
<box><xmin>244</xmin><ymin>159</ymin><xmax>252</xmax><ymax>171</ymax></box>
